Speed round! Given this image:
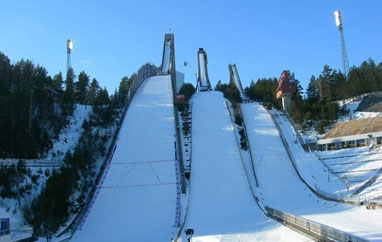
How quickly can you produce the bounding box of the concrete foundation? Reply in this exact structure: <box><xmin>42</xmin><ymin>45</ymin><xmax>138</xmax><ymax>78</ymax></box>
<box><xmin>281</xmin><ymin>94</ymin><xmax>292</xmax><ymax>111</ymax></box>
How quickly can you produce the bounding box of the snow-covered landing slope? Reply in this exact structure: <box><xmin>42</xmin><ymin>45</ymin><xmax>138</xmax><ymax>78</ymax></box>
<box><xmin>183</xmin><ymin>92</ymin><xmax>308</xmax><ymax>242</ymax></box>
<box><xmin>272</xmin><ymin>110</ymin><xmax>348</xmax><ymax>194</ymax></box>
<box><xmin>71</xmin><ymin>75</ymin><xmax>177</xmax><ymax>242</ymax></box>
<box><xmin>242</xmin><ymin>102</ymin><xmax>382</xmax><ymax>241</ymax></box>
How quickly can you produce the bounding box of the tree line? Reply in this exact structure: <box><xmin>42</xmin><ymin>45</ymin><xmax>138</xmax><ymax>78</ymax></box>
<box><xmin>0</xmin><ymin>51</ymin><xmax>134</xmax><ymax>158</ymax></box>
<box><xmin>0</xmin><ymin>51</ymin><xmax>136</xmax><ymax>237</ymax></box>
<box><xmin>243</xmin><ymin>58</ymin><xmax>382</xmax><ymax>133</ymax></box>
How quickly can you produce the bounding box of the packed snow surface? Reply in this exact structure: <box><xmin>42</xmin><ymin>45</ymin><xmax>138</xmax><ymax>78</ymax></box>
<box><xmin>71</xmin><ymin>75</ymin><xmax>177</xmax><ymax>242</ymax></box>
<box><xmin>271</xmin><ymin>109</ymin><xmax>348</xmax><ymax>194</ymax></box>
<box><xmin>182</xmin><ymin>92</ymin><xmax>309</xmax><ymax>242</ymax></box>
<box><xmin>241</xmin><ymin>102</ymin><xmax>382</xmax><ymax>241</ymax></box>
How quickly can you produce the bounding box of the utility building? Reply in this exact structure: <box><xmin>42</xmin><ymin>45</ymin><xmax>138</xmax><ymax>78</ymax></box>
<box><xmin>276</xmin><ymin>70</ymin><xmax>296</xmax><ymax>111</ymax></box>
<box><xmin>318</xmin><ymin>116</ymin><xmax>382</xmax><ymax>151</ymax></box>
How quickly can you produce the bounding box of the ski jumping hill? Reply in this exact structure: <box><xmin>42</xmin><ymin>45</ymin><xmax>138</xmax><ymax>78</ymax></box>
<box><xmin>71</xmin><ymin>75</ymin><xmax>177</xmax><ymax>242</ymax></box>
<box><xmin>182</xmin><ymin>91</ymin><xmax>308</xmax><ymax>241</ymax></box>
<box><xmin>241</xmin><ymin>102</ymin><xmax>382</xmax><ymax>241</ymax></box>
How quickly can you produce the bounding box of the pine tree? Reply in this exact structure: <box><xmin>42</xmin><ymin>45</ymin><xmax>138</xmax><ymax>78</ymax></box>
<box><xmin>317</xmin><ymin>65</ymin><xmax>334</xmax><ymax>101</ymax></box>
<box><xmin>63</xmin><ymin>68</ymin><xmax>75</xmax><ymax>103</ymax></box>
<box><xmin>87</xmin><ymin>78</ymin><xmax>100</xmax><ymax>105</ymax></box>
<box><xmin>306</xmin><ymin>75</ymin><xmax>318</xmax><ymax>100</ymax></box>
<box><xmin>75</xmin><ymin>71</ymin><xmax>90</xmax><ymax>104</ymax></box>
<box><xmin>94</xmin><ymin>87</ymin><xmax>110</xmax><ymax>106</ymax></box>
<box><xmin>118</xmin><ymin>76</ymin><xmax>129</xmax><ymax>104</ymax></box>
<box><xmin>179</xmin><ymin>83</ymin><xmax>196</xmax><ymax>101</ymax></box>
<box><xmin>52</xmin><ymin>72</ymin><xmax>63</xmax><ymax>91</ymax></box>
<box><xmin>111</xmin><ymin>89</ymin><xmax>119</xmax><ymax>107</ymax></box>
<box><xmin>61</xmin><ymin>68</ymin><xmax>75</xmax><ymax>117</ymax></box>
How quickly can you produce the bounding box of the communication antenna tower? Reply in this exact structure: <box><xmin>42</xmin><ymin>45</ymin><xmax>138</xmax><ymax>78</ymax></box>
<box><xmin>67</xmin><ymin>39</ymin><xmax>73</xmax><ymax>73</ymax></box>
<box><xmin>334</xmin><ymin>10</ymin><xmax>349</xmax><ymax>77</ymax></box>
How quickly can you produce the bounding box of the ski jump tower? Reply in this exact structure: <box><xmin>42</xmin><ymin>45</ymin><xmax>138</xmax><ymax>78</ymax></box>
<box><xmin>276</xmin><ymin>70</ymin><xmax>296</xmax><ymax>111</ymax></box>
<box><xmin>160</xmin><ymin>34</ymin><xmax>175</xmax><ymax>75</ymax></box>
<box><xmin>197</xmin><ymin>48</ymin><xmax>212</xmax><ymax>92</ymax></box>
<box><xmin>228</xmin><ymin>63</ymin><xmax>248</xmax><ymax>101</ymax></box>
<box><xmin>160</xmin><ymin>33</ymin><xmax>184</xmax><ymax>94</ymax></box>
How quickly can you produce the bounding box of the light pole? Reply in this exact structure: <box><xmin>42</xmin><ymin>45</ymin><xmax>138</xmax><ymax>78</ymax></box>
<box><xmin>334</xmin><ymin>10</ymin><xmax>349</xmax><ymax>77</ymax></box>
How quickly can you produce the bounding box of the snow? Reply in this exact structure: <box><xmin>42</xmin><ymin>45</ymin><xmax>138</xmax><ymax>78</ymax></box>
<box><xmin>338</xmin><ymin>97</ymin><xmax>362</xmax><ymax>114</ymax></box>
<box><xmin>317</xmin><ymin>146</ymin><xmax>382</xmax><ymax>198</ymax></box>
<box><xmin>71</xmin><ymin>75</ymin><xmax>177</xmax><ymax>242</ymax></box>
<box><xmin>181</xmin><ymin>92</ymin><xmax>308</xmax><ymax>242</ymax></box>
<box><xmin>161</xmin><ymin>41</ymin><xmax>171</xmax><ymax>73</ymax></box>
<box><xmin>271</xmin><ymin>109</ymin><xmax>349</xmax><ymax>195</ymax></box>
<box><xmin>241</xmin><ymin>102</ymin><xmax>382</xmax><ymax>241</ymax></box>
<box><xmin>45</xmin><ymin>104</ymin><xmax>92</xmax><ymax>161</ymax></box>
<box><xmin>0</xmin><ymin>104</ymin><xmax>92</xmax><ymax>239</ymax></box>
<box><xmin>271</xmin><ymin>105</ymin><xmax>382</xmax><ymax>200</ymax></box>
<box><xmin>0</xmin><ymin>207</ymin><xmax>13</xmax><ymax>222</ymax></box>
<box><xmin>337</xmin><ymin>95</ymin><xmax>382</xmax><ymax>123</ymax></box>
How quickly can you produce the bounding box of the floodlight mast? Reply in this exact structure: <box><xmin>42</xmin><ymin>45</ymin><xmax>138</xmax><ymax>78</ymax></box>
<box><xmin>67</xmin><ymin>39</ymin><xmax>73</xmax><ymax>74</ymax></box>
<box><xmin>334</xmin><ymin>10</ymin><xmax>349</xmax><ymax>77</ymax></box>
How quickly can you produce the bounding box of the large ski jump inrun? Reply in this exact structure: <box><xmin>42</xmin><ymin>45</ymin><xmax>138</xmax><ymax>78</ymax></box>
<box><xmin>241</xmin><ymin>102</ymin><xmax>382</xmax><ymax>241</ymax></box>
<box><xmin>72</xmin><ymin>75</ymin><xmax>177</xmax><ymax>242</ymax></box>
<box><xmin>161</xmin><ymin>41</ymin><xmax>171</xmax><ymax>73</ymax></box>
<box><xmin>182</xmin><ymin>92</ymin><xmax>308</xmax><ymax>241</ymax></box>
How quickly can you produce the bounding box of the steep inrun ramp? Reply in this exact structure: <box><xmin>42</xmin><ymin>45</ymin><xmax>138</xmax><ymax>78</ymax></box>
<box><xmin>241</xmin><ymin>102</ymin><xmax>382</xmax><ymax>241</ymax></box>
<box><xmin>161</xmin><ymin>40</ymin><xmax>171</xmax><ymax>73</ymax></box>
<box><xmin>228</xmin><ymin>63</ymin><xmax>247</xmax><ymax>100</ymax></box>
<box><xmin>182</xmin><ymin>92</ymin><xmax>308</xmax><ymax>241</ymax></box>
<box><xmin>197</xmin><ymin>48</ymin><xmax>212</xmax><ymax>91</ymax></box>
<box><xmin>71</xmin><ymin>75</ymin><xmax>177</xmax><ymax>242</ymax></box>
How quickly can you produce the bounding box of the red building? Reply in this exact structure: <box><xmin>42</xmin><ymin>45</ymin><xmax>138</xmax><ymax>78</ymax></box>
<box><xmin>275</xmin><ymin>70</ymin><xmax>296</xmax><ymax>111</ymax></box>
<box><xmin>276</xmin><ymin>70</ymin><xmax>296</xmax><ymax>99</ymax></box>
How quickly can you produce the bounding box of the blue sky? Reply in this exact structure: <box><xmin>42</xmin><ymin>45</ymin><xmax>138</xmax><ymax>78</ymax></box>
<box><xmin>1</xmin><ymin>0</ymin><xmax>381</xmax><ymax>93</ymax></box>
